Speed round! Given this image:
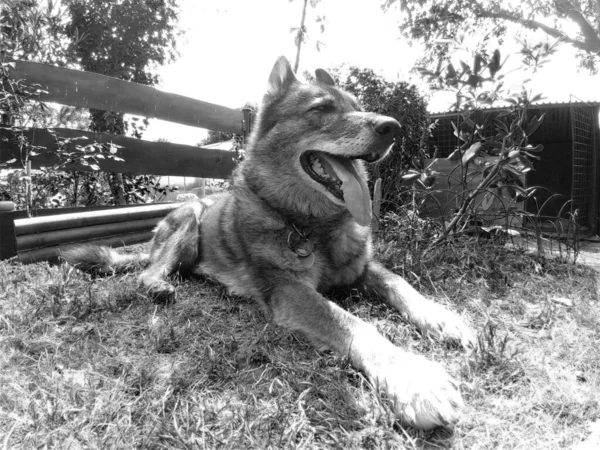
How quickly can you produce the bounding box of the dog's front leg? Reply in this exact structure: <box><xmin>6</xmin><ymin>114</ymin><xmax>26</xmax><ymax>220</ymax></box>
<box><xmin>357</xmin><ymin>261</ymin><xmax>476</xmax><ymax>348</ymax></box>
<box><xmin>269</xmin><ymin>280</ymin><xmax>464</xmax><ymax>430</ymax></box>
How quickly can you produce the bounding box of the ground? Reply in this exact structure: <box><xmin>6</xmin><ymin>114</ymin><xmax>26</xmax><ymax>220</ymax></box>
<box><xmin>0</xmin><ymin>235</ymin><xmax>599</xmax><ymax>449</ymax></box>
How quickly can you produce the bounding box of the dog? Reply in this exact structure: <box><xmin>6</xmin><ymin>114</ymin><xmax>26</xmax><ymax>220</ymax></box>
<box><xmin>64</xmin><ymin>56</ymin><xmax>475</xmax><ymax>430</ymax></box>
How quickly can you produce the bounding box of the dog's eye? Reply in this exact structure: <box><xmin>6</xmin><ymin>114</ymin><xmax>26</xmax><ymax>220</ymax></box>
<box><xmin>310</xmin><ymin>103</ymin><xmax>335</xmax><ymax>113</ymax></box>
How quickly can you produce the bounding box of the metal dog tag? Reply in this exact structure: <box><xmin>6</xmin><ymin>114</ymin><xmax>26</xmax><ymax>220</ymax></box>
<box><xmin>294</xmin><ymin>238</ymin><xmax>314</xmax><ymax>257</ymax></box>
<box><xmin>297</xmin><ymin>252</ymin><xmax>315</xmax><ymax>269</ymax></box>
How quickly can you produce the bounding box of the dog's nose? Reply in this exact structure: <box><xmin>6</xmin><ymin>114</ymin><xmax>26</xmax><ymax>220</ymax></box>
<box><xmin>372</xmin><ymin>117</ymin><xmax>401</xmax><ymax>139</ymax></box>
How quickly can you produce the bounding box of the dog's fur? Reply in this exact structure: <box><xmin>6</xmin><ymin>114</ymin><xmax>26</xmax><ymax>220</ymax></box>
<box><xmin>64</xmin><ymin>56</ymin><xmax>475</xmax><ymax>430</ymax></box>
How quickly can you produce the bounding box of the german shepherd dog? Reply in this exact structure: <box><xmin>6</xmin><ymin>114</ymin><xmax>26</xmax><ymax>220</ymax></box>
<box><xmin>65</xmin><ymin>56</ymin><xmax>475</xmax><ymax>430</ymax></box>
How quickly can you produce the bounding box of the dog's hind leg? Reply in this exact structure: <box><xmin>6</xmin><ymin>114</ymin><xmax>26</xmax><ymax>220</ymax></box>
<box><xmin>139</xmin><ymin>201</ymin><xmax>204</xmax><ymax>300</ymax></box>
<box><xmin>356</xmin><ymin>261</ymin><xmax>476</xmax><ymax>348</ymax></box>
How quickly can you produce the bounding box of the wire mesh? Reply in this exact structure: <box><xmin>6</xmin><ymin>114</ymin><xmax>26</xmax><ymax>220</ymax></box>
<box><xmin>570</xmin><ymin>96</ymin><xmax>594</xmax><ymax>227</ymax></box>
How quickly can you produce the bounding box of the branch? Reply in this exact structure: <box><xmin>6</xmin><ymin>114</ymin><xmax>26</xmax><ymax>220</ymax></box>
<box><xmin>554</xmin><ymin>0</ymin><xmax>600</xmax><ymax>48</ymax></box>
<box><xmin>293</xmin><ymin>0</ymin><xmax>309</xmax><ymax>73</ymax></box>
<box><xmin>596</xmin><ymin>0</ymin><xmax>600</xmax><ymax>35</ymax></box>
<box><xmin>427</xmin><ymin>139</ymin><xmax>509</xmax><ymax>249</ymax></box>
<box><xmin>473</xmin><ymin>1</ymin><xmax>600</xmax><ymax>54</ymax></box>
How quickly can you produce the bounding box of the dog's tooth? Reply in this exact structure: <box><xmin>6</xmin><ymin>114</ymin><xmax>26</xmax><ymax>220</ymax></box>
<box><xmin>312</xmin><ymin>159</ymin><xmax>327</xmax><ymax>177</ymax></box>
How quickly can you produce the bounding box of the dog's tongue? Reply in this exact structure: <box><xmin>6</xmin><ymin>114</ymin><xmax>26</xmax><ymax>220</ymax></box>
<box><xmin>318</xmin><ymin>155</ymin><xmax>372</xmax><ymax>226</ymax></box>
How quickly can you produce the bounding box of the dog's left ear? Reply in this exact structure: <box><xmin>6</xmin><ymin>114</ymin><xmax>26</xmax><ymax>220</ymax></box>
<box><xmin>315</xmin><ymin>68</ymin><xmax>336</xmax><ymax>86</ymax></box>
<box><xmin>267</xmin><ymin>56</ymin><xmax>298</xmax><ymax>97</ymax></box>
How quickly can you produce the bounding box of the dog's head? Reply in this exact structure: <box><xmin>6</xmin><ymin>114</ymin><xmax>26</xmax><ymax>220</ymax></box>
<box><xmin>242</xmin><ymin>56</ymin><xmax>401</xmax><ymax>226</ymax></box>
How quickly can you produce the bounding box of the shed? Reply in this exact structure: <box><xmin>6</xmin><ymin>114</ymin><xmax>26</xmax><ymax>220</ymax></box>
<box><xmin>428</xmin><ymin>99</ymin><xmax>600</xmax><ymax>234</ymax></box>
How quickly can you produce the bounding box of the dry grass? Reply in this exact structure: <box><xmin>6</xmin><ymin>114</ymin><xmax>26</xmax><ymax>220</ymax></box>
<box><xmin>0</xmin><ymin>234</ymin><xmax>599</xmax><ymax>449</ymax></box>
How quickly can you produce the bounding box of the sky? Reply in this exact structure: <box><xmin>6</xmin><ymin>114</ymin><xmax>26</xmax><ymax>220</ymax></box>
<box><xmin>143</xmin><ymin>0</ymin><xmax>600</xmax><ymax>146</ymax></box>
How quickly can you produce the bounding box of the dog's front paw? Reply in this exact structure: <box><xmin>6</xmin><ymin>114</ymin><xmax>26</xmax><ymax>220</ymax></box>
<box><xmin>419</xmin><ymin>304</ymin><xmax>476</xmax><ymax>349</ymax></box>
<box><xmin>373</xmin><ymin>352</ymin><xmax>464</xmax><ymax>430</ymax></box>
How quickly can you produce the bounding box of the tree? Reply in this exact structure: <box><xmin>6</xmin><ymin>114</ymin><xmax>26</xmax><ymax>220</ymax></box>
<box><xmin>0</xmin><ymin>0</ymin><xmax>73</xmax><ymax>66</ymax></box>
<box><xmin>65</xmin><ymin>0</ymin><xmax>180</xmax><ymax>131</ymax></box>
<box><xmin>382</xmin><ymin>0</ymin><xmax>600</xmax><ymax>72</ymax></box>
<box><xmin>64</xmin><ymin>0</ymin><xmax>181</xmax><ymax>203</ymax></box>
<box><xmin>338</xmin><ymin>67</ymin><xmax>429</xmax><ymax>212</ymax></box>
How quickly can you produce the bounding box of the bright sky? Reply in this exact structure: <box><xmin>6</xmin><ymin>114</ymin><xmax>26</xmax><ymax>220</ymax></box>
<box><xmin>144</xmin><ymin>0</ymin><xmax>600</xmax><ymax>145</ymax></box>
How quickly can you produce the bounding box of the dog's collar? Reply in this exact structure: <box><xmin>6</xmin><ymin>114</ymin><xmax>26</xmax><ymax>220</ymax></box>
<box><xmin>287</xmin><ymin>222</ymin><xmax>315</xmax><ymax>268</ymax></box>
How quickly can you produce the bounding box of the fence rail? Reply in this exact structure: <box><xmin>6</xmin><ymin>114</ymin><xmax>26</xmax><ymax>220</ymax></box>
<box><xmin>1</xmin><ymin>60</ymin><xmax>249</xmax><ymax>262</ymax></box>
<box><xmin>0</xmin><ymin>127</ymin><xmax>238</xmax><ymax>178</ymax></box>
<box><xmin>7</xmin><ymin>60</ymin><xmax>246</xmax><ymax>134</ymax></box>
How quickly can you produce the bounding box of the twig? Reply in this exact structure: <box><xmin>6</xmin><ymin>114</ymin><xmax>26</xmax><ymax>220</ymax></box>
<box><xmin>426</xmin><ymin>137</ymin><xmax>509</xmax><ymax>250</ymax></box>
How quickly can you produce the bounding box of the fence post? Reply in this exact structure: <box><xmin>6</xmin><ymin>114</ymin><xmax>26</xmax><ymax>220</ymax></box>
<box><xmin>242</xmin><ymin>108</ymin><xmax>253</xmax><ymax>143</ymax></box>
<box><xmin>0</xmin><ymin>202</ymin><xmax>18</xmax><ymax>260</ymax></box>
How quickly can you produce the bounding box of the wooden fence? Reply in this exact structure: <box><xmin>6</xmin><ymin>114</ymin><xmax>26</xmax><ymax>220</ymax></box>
<box><xmin>0</xmin><ymin>60</ymin><xmax>250</xmax><ymax>262</ymax></box>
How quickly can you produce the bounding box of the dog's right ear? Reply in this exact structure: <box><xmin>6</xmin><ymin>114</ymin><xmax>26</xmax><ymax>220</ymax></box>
<box><xmin>267</xmin><ymin>56</ymin><xmax>298</xmax><ymax>97</ymax></box>
<box><xmin>315</xmin><ymin>68</ymin><xmax>336</xmax><ymax>86</ymax></box>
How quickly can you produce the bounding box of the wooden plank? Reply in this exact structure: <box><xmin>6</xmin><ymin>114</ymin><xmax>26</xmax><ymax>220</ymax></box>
<box><xmin>16</xmin><ymin>216</ymin><xmax>161</xmax><ymax>251</ymax></box>
<box><xmin>8</xmin><ymin>60</ymin><xmax>244</xmax><ymax>134</ymax></box>
<box><xmin>14</xmin><ymin>202</ymin><xmax>180</xmax><ymax>235</ymax></box>
<box><xmin>0</xmin><ymin>127</ymin><xmax>238</xmax><ymax>178</ymax></box>
<box><xmin>18</xmin><ymin>231</ymin><xmax>154</xmax><ymax>264</ymax></box>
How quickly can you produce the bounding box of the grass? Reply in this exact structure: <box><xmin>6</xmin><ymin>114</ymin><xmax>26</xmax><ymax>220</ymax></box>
<box><xmin>0</xmin><ymin>231</ymin><xmax>599</xmax><ymax>449</ymax></box>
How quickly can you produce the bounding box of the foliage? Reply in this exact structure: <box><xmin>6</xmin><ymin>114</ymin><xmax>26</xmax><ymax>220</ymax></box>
<box><xmin>65</xmin><ymin>0</ymin><xmax>180</xmax><ymax>84</ymax></box>
<box><xmin>0</xmin><ymin>0</ymin><xmax>183</xmax><ymax>209</ymax></box>
<box><xmin>382</xmin><ymin>0</ymin><xmax>600</xmax><ymax>72</ymax></box>
<box><xmin>64</xmin><ymin>0</ymin><xmax>180</xmax><ymax>132</ymax></box>
<box><xmin>404</xmin><ymin>46</ymin><xmax>549</xmax><ymax>244</ymax></box>
<box><xmin>0</xmin><ymin>48</ymin><xmax>121</xmax><ymax>210</ymax></box>
<box><xmin>0</xmin><ymin>0</ymin><xmax>74</xmax><ymax>65</ymax></box>
<box><xmin>337</xmin><ymin>67</ymin><xmax>429</xmax><ymax>213</ymax></box>
<box><xmin>63</xmin><ymin>0</ymin><xmax>182</xmax><ymax>204</ymax></box>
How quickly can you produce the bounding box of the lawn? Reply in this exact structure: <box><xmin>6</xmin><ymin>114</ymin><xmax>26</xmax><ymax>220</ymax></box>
<box><xmin>0</xmin><ymin>233</ymin><xmax>599</xmax><ymax>449</ymax></box>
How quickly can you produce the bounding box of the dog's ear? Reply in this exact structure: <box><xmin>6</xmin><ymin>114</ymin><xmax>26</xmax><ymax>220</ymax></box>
<box><xmin>267</xmin><ymin>56</ymin><xmax>298</xmax><ymax>97</ymax></box>
<box><xmin>315</xmin><ymin>68</ymin><xmax>336</xmax><ymax>86</ymax></box>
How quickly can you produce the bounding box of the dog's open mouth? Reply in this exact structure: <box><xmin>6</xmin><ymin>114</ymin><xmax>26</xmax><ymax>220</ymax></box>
<box><xmin>301</xmin><ymin>151</ymin><xmax>378</xmax><ymax>226</ymax></box>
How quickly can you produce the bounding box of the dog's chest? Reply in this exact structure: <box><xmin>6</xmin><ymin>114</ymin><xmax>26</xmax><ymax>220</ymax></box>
<box><xmin>315</xmin><ymin>222</ymin><xmax>371</xmax><ymax>288</ymax></box>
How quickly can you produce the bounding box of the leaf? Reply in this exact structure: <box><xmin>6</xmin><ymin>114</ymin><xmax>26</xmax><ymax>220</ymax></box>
<box><xmin>506</xmin><ymin>155</ymin><xmax>535</xmax><ymax>174</ymax></box>
<box><xmin>401</xmin><ymin>172</ymin><xmax>420</xmax><ymax>182</ymax></box>
<box><xmin>493</xmin><ymin>118</ymin><xmax>509</xmax><ymax>134</ymax></box>
<box><xmin>462</xmin><ymin>142</ymin><xmax>483</xmax><ymax>165</ymax></box>
<box><xmin>530</xmin><ymin>93</ymin><xmax>545</xmax><ymax>103</ymax></box>
<box><xmin>525</xmin><ymin>113</ymin><xmax>545</xmax><ymax>136</ymax></box>
<box><xmin>521</xmin><ymin>144</ymin><xmax>543</xmax><ymax>152</ymax></box>
<box><xmin>463</xmin><ymin>117</ymin><xmax>475</xmax><ymax>129</ymax></box>
<box><xmin>467</xmin><ymin>74</ymin><xmax>483</xmax><ymax>88</ymax></box>
<box><xmin>488</xmin><ymin>49</ymin><xmax>501</xmax><ymax>77</ymax></box>
<box><xmin>522</xmin><ymin>152</ymin><xmax>541</xmax><ymax>160</ymax></box>
<box><xmin>446</xmin><ymin>63</ymin><xmax>457</xmax><ymax>79</ymax></box>
<box><xmin>419</xmin><ymin>172</ymin><xmax>435</xmax><ymax>188</ymax></box>
<box><xmin>473</xmin><ymin>54</ymin><xmax>483</xmax><ymax>75</ymax></box>
<box><xmin>447</xmin><ymin>148</ymin><xmax>462</xmax><ymax>162</ymax></box>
